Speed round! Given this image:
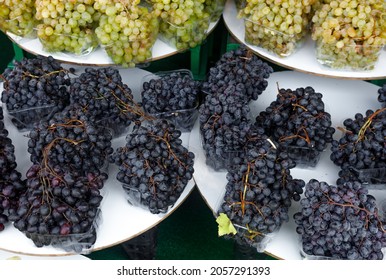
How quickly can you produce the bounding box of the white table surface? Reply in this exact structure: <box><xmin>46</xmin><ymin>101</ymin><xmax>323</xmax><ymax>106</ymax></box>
<box><xmin>0</xmin><ymin>66</ymin><xmax>195</xmax><ymax>256</ymax></box>
<box><xmin>189</xmin><ymin>70</ymin><xmax>386</xmax><ymax>259</ymax></box>
<box><xmin>223</xmin><ymin>0</ymin><xmax>386</xmax><ymax>80</ymax></box>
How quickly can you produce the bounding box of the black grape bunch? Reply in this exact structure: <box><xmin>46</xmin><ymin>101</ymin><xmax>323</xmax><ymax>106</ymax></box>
<box><xmin>68</xmin><ymin>67</ymin><xmax>145</xmax><ymax>138</ymax></box>
<box><xmin>0</xmin><ymin>55</ymin><xmax>70</xmax><ymax>130</ymax></box>
<box><xmin>217</xmin><ymin>138</ymin><xmax>304</xmax><ymax>251</ymax></box>
<box><xmin>254</xmin><ymin>86</ymin><xmax>335</xmax><ymax>167</ymax></box>
<box><xmin>294</xmin><ymin>179</ymin><xmax>386</xmax><ymax>260</ymax></box>
<box><xmin>0</xmin><ymin>107</ymin><xmax>26</xmax><ymax>232</ymax></box>
<box><xmin>378</xmin><ymin>82</ymin><xmax>386</xmax><ymax>107</ymax></box>
<box><xmin>330</xmin><ymin>108</ymin><xmax>386</xmax><ymax>185</ymax></box>
<box><xmin>140</xmin><ymin>70</ymin><xmax>201</xmax><ymax>132</ymax></box>
<box><xmin>110</xmin><ymin>119</ymin><xmax>195</xmax><ymax>214</ymax></box>
<box><xmin>11</xmin><ymin>107</ymin><xmax>112</xmax><ymax>251</ymax></box>
<box><xmin>201</xmin><ymin>46</ymin><xmax>273</xmax><ymax>101</ymax></box>
<box><xmin>199</xmin><ymin>46</ymin><xmax>273</xmax><ymax>171</ymax></box>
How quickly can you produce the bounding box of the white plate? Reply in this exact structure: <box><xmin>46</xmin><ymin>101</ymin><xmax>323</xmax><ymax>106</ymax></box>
<box><xmin>190</xmin><ymin>70</ymin><xmax>386</xmax><ymax>259</ymax></box>
<box><xmin>0</xmin><ymin>66</ymin><xmax>195</xmax><ymax>256</ymax></box>
<box><xmin>7</xmin><ymin>21</ymin><xmax>218</xmax><ymax>66</ymax></box>
<box><xmin>223</xmin><ymin>0</ymin><xmax>386</xmax><ymax>80</ymax></box>
<box><xmin>0</xmin><ymin>250</ymin><xmax>89</xmax><ymax>260</ymax></box>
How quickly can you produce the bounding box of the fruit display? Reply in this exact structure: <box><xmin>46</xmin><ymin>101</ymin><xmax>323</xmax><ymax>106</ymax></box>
<box><xmin>35</xmin><ymin>0</ymin><xmax>99</xmax><ymax>55</ymax></box>
<box><xmin>68</xmin><ymin>67</ymin><xmax>143</xmax><ymax>137</ymax></box>
<box><xmin>0</xmin><ymin>0</ymin><xmax>37</xmax><ymax>37</ymax></box>
<box><xmin>239</xmin><ymin>0</ymin><xmax>318</xmax><ymax>57</ymax></box>
<box><xmin>311</xmin><ymin>0</ymin><xmax>386</xmax><ymax>70</ymax></box>
<box><xmin>254</xmin><ymin>86</ymin><xmax>335</xmax><ymax>167</ymax></box>
<box><xmin>294</xmin><ymin>179</ymin><xmax>386</xmax><ymax>260</ymax></box>
<box><xmin>199</xmin><ymin>47</ymin><xmax>273</xmax><ymax>171</ymax></box>
<box><xmin>94</xmin><ymin>0</ymin><xmax>159</xmax><ymax>67</ymax></box>
<box><xmin>140</xmin><ymin>70</ymin><xmax>201</xmax><ymax>132</ymax></box>
<box><xmin>110</xmin><ymin>119</ymin><xmax>195</xmax><ymax>214</ymax></box>
<box><xmin>0</xmin><ymin>107</ymin><xmax>26</xmax><ymax>232</ymax></box>
<box><xmin>330</xmin><ymin>107</ymin><xmax>386</xmax><ymax>185</ymax></box>
<box><xmin>217</xmin><ymin>139</ymin><xmax>304</xmax><ymax>251</ymax></box>
<box><xmin>0</xmin><ymin>55</ymin><xmax>70</xmax><ymax>130</ymax></box>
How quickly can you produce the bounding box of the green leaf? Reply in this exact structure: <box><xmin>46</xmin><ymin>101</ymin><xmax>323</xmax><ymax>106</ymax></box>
<box><xmin>216</xmin><ymin>213</ymin><xmax>237</xmax><ymax>236</ymax></box>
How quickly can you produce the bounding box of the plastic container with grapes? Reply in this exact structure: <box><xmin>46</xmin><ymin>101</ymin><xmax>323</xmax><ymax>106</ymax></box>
<box><xmin>348</xmin><ymin>167</ymin><xmax>386</xmax><ymax>189</ymax></box>
<box><xmin>37</xmin><ymin>25</ymin><xmax>98</xmax><ymax>56</ymax></box>
<box><xmin>243</xmin><ymin>17</ymin><xmax>306</xmax><ymax>57</ymax></box>
<box><xmin>283</xmin><ymin>145</ymin><xmax>322</xmax><ymax>168</ymax></box>
<box><xmin>158</xmin><ymin>16</ymin><xmax>210</xmax><ymax>50</ymax></box>
<box><xmin>298</xmin><ymin>238</ymin><xmax>334</xmax><ymax>260</ymax></box>
<box><xmin>121</xmin><ymin>184</ymin><xmax>175</xmax><ymax>215</ymax></box>
<box><xmin>6</xmin><ymin>104</ymin><xmax>59</xmax><ymax>132</ymax></box>
<box><xmin>0</xmin><ymin>16</ymin><xmax>36</xmax><ymax>39</ymax></box>
<box><xmin>25</xmin><ymin>209</ymin><xmax>102</xmax><ymax>254</ymax></box>
<box><xmin>315</xmin><ymin>39</ymin><xmax>384</xmax><ymax>71</ymax></box>
<box><xmin>215</xmin><ymin>189</ymin><xmax>279</xmax><ymax>253</ymax></box>
<box><xmin>141</xmin><ymin>70</ymin><xmax>199</xmax><ymax>132</ymax></box>
<box><xmin>204</xmin><ymin>0</ymin><xmax>226</xmax><ymax>22</ymax></box>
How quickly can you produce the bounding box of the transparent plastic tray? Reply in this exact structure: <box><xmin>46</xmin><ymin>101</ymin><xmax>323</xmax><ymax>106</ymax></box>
<box><xmin>284</xmin><ymin>145</ymin><xmax>322</xmax><ymax>168</ymax></box>
<box><xmin>201</xmin><ymin>133</ymin><xmax>243</xmax><ymax>172</ymax></box>
<box><xmin>6</xmin><ymin>104</ymin><xmax>58</xmax><ymax>131</ymax></box>
<box><xmin>24</xmin><ymin>209</ymin><xmax>102</xmax><ymax>254</ymax></box>
<box><xmin>244</xmin><ymin>17</ymin><xmax>306</xmax><ymax>57</ymax></box>
<box><xmin>122</xmin><ymin>184</ymin><xmax>174</xmax><ymax>214</ymax></box>
<box><xmin>315</xmin><ymin>40</ymin><xmax>384</xmax><ymax>71</ymax></box>
<box><xmin>158</xmin><ymin>16</ymin><xmax>210</xmax><ymax>50</ymax></box>
<box><xmin>0</xmin><ymin>15</ymin><xmax>37</xmax><ymax>38</ymax></box>
<box><xmin>37</xmin><ymin>25</ymin><xmax>98</xmax><ymax>56</ymax></box>
<box><xmin>349</xmin><ymin>167</ymin><xmax>386</xmax><ymax>189</ymax></box>
<box><xmin>141</xmin><ymin>70</ymin><xmax>199</xmax><ymax>132</ymax></box>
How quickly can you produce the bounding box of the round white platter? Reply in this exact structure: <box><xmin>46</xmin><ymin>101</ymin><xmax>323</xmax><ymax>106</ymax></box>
<box><xmin>189</xmin><ymin>70</ymin><xmax>386</xmax><ymax>260</ymax></box>
<box><xmin>223</xmin><ymin>0</ymin><xmax>386</xmax><ymax>80</ymax></box>
<box><xmin>0</xmin><ymin>66</ymin><xmax>195</xmax><ymax>256</ymax></box>
<box><xmin>7</xmin><ymin>21</ymin><xmax>219</xmax><ymax>66</ymax></box>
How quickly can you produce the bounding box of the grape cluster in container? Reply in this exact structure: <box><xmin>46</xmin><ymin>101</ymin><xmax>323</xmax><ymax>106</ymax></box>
<box><xmin>295</xmin><ymin>179</ymin><xmax>386</xmax><ymax>260</ymax></box>
<box><xmin>140</xmin><ymin>69</ymin><xmax>200</xmax><ymax>132</ymax></box>
<box><xmin>110</xmin><ymin>119</ymin><xmax>195</xmax><ymax>214</ymax></box>
<box><xmin>199</xmin><ymin>47</ymin><xmax>273</xmax><ymax>172</ymax></box>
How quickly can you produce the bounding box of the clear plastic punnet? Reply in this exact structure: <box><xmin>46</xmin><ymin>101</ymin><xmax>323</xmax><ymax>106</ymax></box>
<box><xmin>6</xmin><ymin>104</ymin><xmax>59</xmax><ymax>131</ymax></box>
<box><xmin>158</xmin><ymin>16</ymin><xmax>210</xmax><ymax>50</ymax></box>
<box><xmin>25</xmin><ymin>209</ymin><xmax>102</xmax><ymax>254</ymax></box>
<box><xmin>243</xmin><ymin>17</ymin><xmax>306</xmax><ymax>57</ymax></box>
<box><xmin>141</xmin><ymin>70</ymin><xmax>199</xmax><ymax>132</ymax></box>
<box><xmin>315</xmin><ymin>39</ymin><xmax>384</xmax><ymax>71</ymax></box>
<box><xmin>37</xmin><ymin>25</ymin><xmax>98</xmax><ymax>56</ymax></box>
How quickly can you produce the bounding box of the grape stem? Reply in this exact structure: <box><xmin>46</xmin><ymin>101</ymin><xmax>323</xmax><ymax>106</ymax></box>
<box><xmin>321</xmin><ymin>192</ymin><xmax>386</xmax><ymax>233</ymax></box>
<box><xmin>357</xmin><ymin>108</ymin><xmax>386</xmax><ymax>142</ymax></box>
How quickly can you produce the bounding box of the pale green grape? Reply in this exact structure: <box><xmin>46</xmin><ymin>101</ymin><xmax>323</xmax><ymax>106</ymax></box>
<box><xmin>149</xmin><ymin>0</ymin><xmax>210</xmax><ymax>50</ymax></box>
<box><xmin>35</xmin><ymin>0</ymin><xmax>99</xmax><ymax>55</ymax></box>
<box><xmin>94</xmin><ymin>0</ymin><xmax>159</xmax><ymax>67</ymax></box>
<box><xmin>0</xmin><ymin>0</ymin><xmax>37</xmax><ymax>37</ymax></box>
<box><xmin>312</xmin><ymin>0</ymin><xmax>386</xmax><ymax>70</ymax></box>
<box><xmin>203</xmin><ymin>0</ymin><xmax>225</xmax><ymax>22</ymax></box>
<box><xmin>239</xmin><ymin>0</ymin><xmax>317</xmax><ymax>57</ymax></box>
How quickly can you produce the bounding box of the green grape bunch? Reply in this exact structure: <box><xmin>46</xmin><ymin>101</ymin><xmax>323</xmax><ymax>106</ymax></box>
<box><xmin>239</xmin><ymin>0</ymin><xmax>318</xmax><ymax>57</ymax></box>
<box><xmin>35</xmin><ymin>0</ymin><xmax>100</xmax><ymax>55</ymax></box>
<box><xmin>312</xmin><ymin>0</ymin><xmax>386</xmax><ymax>70</ymax></box>
<box><xmin>0</xmin><ymin>0</ymin><xmax>37</xmax><ymax>38</ymax></box>
<box><xmin>150</xmin><ymin>0</ymin><xmax>210</xmax><ymax>50</ymax></box>
<box><xmin>94</xmin><ymin>0</ymin><xmax>159</xmax><ymax>67</ymax></box>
